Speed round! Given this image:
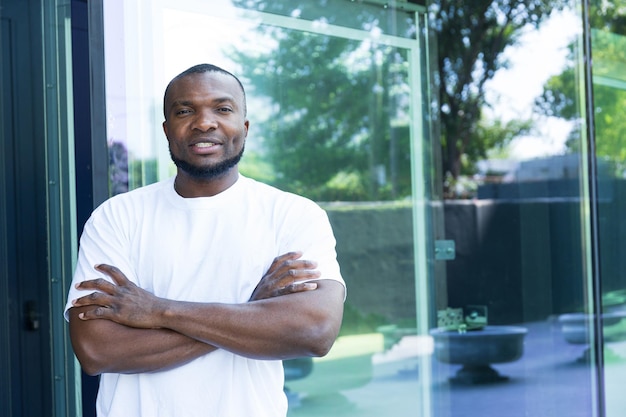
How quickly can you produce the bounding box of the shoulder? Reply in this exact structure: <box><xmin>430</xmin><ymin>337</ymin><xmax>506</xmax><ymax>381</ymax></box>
<box><xmin>91</xmin><ymin>178</ymin><xmax>173</xmax><ymax>218</ymax></box>
<box><xmin>239</xmin><ymin>175</ymin><xmax>322</xmax><ymax>212</ymax></box>
<box><xmin>238</xmin><ymin>177</ymin><xmax>333</xmax><ymax>238</ymax></box>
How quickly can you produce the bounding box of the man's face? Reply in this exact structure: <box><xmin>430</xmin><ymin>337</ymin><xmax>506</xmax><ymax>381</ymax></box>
<box><xmin>162</xmin><ymin>72</ymin><xmax>249</xmax><ymax>179</ymax></box>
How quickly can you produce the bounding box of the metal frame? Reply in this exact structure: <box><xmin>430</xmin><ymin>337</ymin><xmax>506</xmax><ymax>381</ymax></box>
<box><xmin>42</xmin><ymin>0</ymin><xmax>80</xmax><ymax>415</ymax></box>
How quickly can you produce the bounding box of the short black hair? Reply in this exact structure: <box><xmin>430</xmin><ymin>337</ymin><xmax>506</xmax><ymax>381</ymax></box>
<box><xmin>163</xmin><ymin>63</ymin><xmax>247</xmax><ymax>119</ymax></box>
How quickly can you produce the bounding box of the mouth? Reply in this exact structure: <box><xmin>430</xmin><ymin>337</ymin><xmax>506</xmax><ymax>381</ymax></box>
<box><xmin>192</xmin><ymin>142</ymin><xmax>218</xmax><ymax>148</ymax></box>
<box><xmin>188</xmin><ymin>139</ymin><xmax>222</xmax><ymax>155</ymax></box>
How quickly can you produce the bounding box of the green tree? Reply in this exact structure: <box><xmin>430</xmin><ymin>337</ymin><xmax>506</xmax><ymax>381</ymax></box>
<box><xmin>534</xmin><ymin>3</ymin><xmax>626</xmax><ymax>172</ymax></box>
<box><xmin>230</xmin><ymin>1</ymin><xmax>414</xmax><ymax>201</ymax></box>
<box><xmin>432</xmin><ymin>0</ymin><xmax>566</xmax><ymax>187</ymax></box>
<box><xmin>230</xmin><ymin>0</ymin><xmax>563</xmax><ymax>200</ymax></box>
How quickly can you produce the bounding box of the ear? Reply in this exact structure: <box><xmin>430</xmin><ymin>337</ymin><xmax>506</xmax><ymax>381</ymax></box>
<box><xmin>162</xmin><ymin>121</ymin><xmax>169</xmax><ymax>138</ymax></box>
<box><xmin>244</xmin><ymin>120</ymin><xmax>250</xmax><ymax>137</ymax></box>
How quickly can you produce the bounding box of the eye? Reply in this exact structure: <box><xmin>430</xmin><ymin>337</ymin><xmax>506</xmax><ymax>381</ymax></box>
<box><xmin>176</xmin><ymin>108</ymin><xmax>193</xmax><ymax>116</ymax></box>
<box><xmin>217</xmin><ymin>107</ymin><xmax>233</xmax><ymax>113</ymax></box>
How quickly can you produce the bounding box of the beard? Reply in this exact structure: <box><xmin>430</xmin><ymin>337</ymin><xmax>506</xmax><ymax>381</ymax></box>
<box><xmin>170</xmin><ymin>145</ymin><xmax>245</xmax><ymax>180</ymax></box>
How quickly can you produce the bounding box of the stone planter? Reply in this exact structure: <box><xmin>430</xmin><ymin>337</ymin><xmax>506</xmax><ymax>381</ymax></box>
<box><xmin>430</xmin><ymin>325</ymin><xmax>528</xmax><ymax>384</ymax></box>
<box><xmin>558</xmin><ymin>311</ymin><xmax>626</xmax><ymax>362</ymax></box>
<box><xmin>559</xmin><ymin>311</ymin><xmax>626</xmax><ymax>344</ymax></box>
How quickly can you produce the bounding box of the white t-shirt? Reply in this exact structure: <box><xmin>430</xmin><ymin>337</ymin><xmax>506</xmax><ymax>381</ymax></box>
<box><xmin>64</xmin><ymin>175</ymin><xmax>345</xmax><ymax>417</ymax></box>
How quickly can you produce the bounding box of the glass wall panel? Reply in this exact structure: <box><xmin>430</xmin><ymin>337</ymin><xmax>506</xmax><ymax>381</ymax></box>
<box><xmin>429</xmin><ymin>0</ymin><xmax>601</xmax><ymax>416</ymax></box>
<box><xmin>100</xmin><ymin>1</ymin><xmax>435</xmax><ymax>416</ymax></box>
<box><xmin>587</xmin><ymin>3</ymin><xmax>626</xmax><ymax>416</ymax></box>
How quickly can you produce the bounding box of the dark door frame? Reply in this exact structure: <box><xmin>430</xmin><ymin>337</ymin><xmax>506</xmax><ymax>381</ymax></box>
<box><xmin>1</xmin><ymin>0</ymin><xmax>80</xmax><ymax>415</ymax></box>
<box><xmin>0</xmin><ymin>0</ymin><xmax>51</xmax><ymax>415</ymax></box>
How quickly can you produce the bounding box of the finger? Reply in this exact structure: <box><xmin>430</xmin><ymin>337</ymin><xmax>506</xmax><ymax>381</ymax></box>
<box><xmin>78</xmin><ymin>306</ymin><xmax>111</xmax><ymax>321</ymax></box>
<box><xmin>274</xmin><ymin>281</ymin><xmax>318</xmax><ymax>297</ymax></box>
<box><xmin>75</xmin><ymin>277</ymin><xmax>117</xmax><ymax>294</ymax></box>
<box><xmin>95</xmin><ymin>264</ymin><xmax>130</xmax><ymax>287</ymax></box>
<box><xmin>284</xmin><ymin>281</ymin><xmax>318</xmax><ymax>294</ymax></box>
<box><xmin>283</xmin><ymin>259</ymin><xmax>318</xmax><ymax>271</ymax></box>
<box><xmin>270</xmin><ymin>260</ymin><xmax>318</xmax><ymax>284</ymax></box>
<box><xmin>271</xmin><ymin>268</ymin><xmax>320</xmax><ymax>287</ymax></box>
<box><xmin>72</xmin><ymin>291</ymin><xmax>111</xmax><ymax>308</ymax></box>
<box><xmin>266</xmin><ymin>251</ymin><xmax>303</xmax><ymax>274</ymax></box>
<box><xmin>284</xmin><ymin>268</ymin><xmax>321</xmax><ymax>280</ymax></box>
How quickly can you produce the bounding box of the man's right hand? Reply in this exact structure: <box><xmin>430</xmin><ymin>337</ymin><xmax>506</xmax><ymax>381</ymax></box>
<box><xmin>249</xmin><ymin>251</ymin><xmax>321</xmax><ymax>301</ymax></box>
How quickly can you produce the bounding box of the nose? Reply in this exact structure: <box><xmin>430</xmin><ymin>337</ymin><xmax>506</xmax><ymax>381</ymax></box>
<box><xmin>191</xmin><ymin>109</ymin><xmax>218</xmax><ymax>131</ymax></box>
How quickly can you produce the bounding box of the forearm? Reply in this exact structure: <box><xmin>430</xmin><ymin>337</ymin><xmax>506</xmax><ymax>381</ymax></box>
<box><xmin>70</xmin><ymin>261</ymin><xmax>345</xmax><ymax>363</ymax></box>
<box><xmin>69</xmin><ymin>306</ymin><xmax>216</xmax><ymax>375</ymax></box>
<box><xmin>158</xmin><ymin>280</ymin><xmax>345</xmax><ymax>360</ymax></box>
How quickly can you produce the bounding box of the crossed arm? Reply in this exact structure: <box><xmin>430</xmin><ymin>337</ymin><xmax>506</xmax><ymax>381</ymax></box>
<box><xmin>68</xmin><ymin>252</ymin><xmax>345</xmax><ymax>376</ymax></box>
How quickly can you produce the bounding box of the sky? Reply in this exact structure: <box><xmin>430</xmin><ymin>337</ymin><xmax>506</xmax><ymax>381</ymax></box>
<box><xmin>483</xmin><ymin>9</ymin><xmax>582</xmax><ymax>160</ymax></box>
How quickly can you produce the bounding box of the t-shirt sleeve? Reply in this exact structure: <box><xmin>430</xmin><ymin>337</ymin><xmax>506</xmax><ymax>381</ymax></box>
<box><xmin>278</xmin><ymin>199</ymin><xmax>346</xmax><ymax>299</ymax></box>
<box><xmin>63</xmin><ymin>200</ymin><xmax>137</xmax><ymax>321</ymax></box>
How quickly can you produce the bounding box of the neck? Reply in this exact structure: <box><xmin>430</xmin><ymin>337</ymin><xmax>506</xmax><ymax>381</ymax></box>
<box><xmin>174</xmin><ymin>169</ymin><xmax>239</xmax><ymax>198</ymax></box>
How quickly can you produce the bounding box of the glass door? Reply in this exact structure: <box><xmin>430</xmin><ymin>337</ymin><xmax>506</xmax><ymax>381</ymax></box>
<box><xmin>99</xmin><ymin>0</ymin><xmax>437</xmax><ymax>416</ymax></box>
<box><xmin>589</xmin><ymin>9</ymin><xmax>626</xmax><ymax>417</ymax></box>
<box><xmin>428</xmin><ymin>1</ymin><xmax>602</xmax><ymax>417</ymax></box>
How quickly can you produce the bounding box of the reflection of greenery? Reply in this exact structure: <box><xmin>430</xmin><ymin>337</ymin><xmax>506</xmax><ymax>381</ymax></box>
<box><xmin>433</xmin><ymin>0</ymin><xmax>566</xmax><ymax>191</ymax></box>
<box><xmin>339</xmin><ymin>304</ymin><xmax>417</xmax><ymax>339</ymax></box>
<box><xmin>230</xmin><ymin>2</ymin><xmax>415</xmax><ymax>201</ymax></box>
<box><xmin>320</xmin><ymin>199</ymin><xmax>411</xmax><ymax>212</ymax></box>
<box><xmin>129</xmin><ymin>158</ymin><xmax>158</xmax><ymax>190</ymax></box>
<box><xmin>339</xmin><ymin>303</ymin><xmax>388</xmax><ymax>337</ymax></box>
<box><xmin>535</xmin><ymin>46</ymin><xmax>626</xmax><ymax>173</ymax></box>
<box><xmin>568</xmin><ymin>290</ymin><xmax>626</xmax><ymax>313</ymax></box>
<box><xmin>239</xmin><ymin>150</ymin><xmax>276</xmax><ymax>184</ymax></box>
<box><xmin>229</xmin><ymin>0</ymin><xmax>566</xmax><ymax>200</ymax></box>
<box><xmin>603</xmin><ymin>289</ymin><xmax>626</xmax><ymax>308</ymax></box>
<box><xmin>535</xmin><ymin>6</ymin><xmax>626</xmax><ymax>174</ymax></box>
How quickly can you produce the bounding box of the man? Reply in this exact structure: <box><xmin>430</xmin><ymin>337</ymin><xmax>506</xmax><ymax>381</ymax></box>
<box><xmin>65</xmin><ymin>63</ymin><xmax>346</xmax><ymax>417</ymax></box>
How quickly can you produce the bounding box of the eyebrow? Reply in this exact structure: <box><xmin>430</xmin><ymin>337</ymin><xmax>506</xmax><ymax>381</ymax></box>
<box><xmin>169</xmin><ymin>100</ymin><xmax>194</xmax><ymax>109</ymax></box>
<box><xmin>212</xmin><ymin>96</ymin><xmax>238</xmax><ymax>107</ymax></box>
<box><xmin>169</xmin><ymin>96</ymin><xmax>238</xmax><ymax>110</ymax></box>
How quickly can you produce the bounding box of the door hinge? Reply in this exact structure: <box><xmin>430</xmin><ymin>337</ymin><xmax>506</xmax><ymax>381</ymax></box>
<box><xmin>435</xmin><ymin>240</ymin><xmax>455</xmax><ymax>260</ymax></box>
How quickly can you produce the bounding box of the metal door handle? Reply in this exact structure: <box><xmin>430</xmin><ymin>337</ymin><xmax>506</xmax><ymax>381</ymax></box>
<box><xmin>24</xmin><ymin>300</ymin><xmax>40</xmax><ymax>331</ymax></box>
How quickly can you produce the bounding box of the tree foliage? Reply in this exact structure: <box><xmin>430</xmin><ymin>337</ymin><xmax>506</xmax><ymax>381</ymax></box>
<box><xmin>432</xmin><ymin>0</ymin><xmax>566</xmax><ymax>184</ymax></box>
<box><xmin>231</xmin><ymin>0</ymin><xmax>414</xmax><ymax>201</ymax></box>
<box><xmin>534</xmin><ymin>2</ymin><xmax>626</xmax><ymax>173</ymax></box>
<box><xmin>229</xmin><ymin>0</ymin><xmax>563</xmax><ymax>200</ymax></box>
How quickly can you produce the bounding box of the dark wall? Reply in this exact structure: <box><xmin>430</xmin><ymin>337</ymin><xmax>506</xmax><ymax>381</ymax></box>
<box><xmin>444</xmin><ymin>199</ymin><xmax>585</xmax><ymax>324</ymax></box>
<box><xmin>71</xmin><ymin>0</ymin><xmax>93</xmax><ymax>231</ymax></box>
<box><xmin>327</xmin><ymin>181</ymin><xmax>626</xmax><ymax>327</ymax></box>
<box><xmin>71</xmin><ymin>1</ymin><xmax>98</xmax><ymax>416</ymax></box>
<box><xmin>327</xmin><ymin>205</ymin><xmax>416</xmax><ymax>323</ymax></box>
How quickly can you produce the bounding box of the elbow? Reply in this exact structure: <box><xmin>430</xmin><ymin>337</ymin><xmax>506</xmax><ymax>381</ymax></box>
<box><xmin>309</xmin><ymin>339</ymin><xmax>334</xmax><ymax>358</ymax></box>
<box><xmin>69</xmin><ymin>316</ymin><xmax>111</xmax><ymax>375</ymax></box>
<box><xmin>306</xmin><ymin>306</ymin><xmax>344</xmax><ymax>358</ymax></box>
<box><xmin>303</xmin><ymin>319</ymin><xmax>341</xmax><ymax>358</ymax></box>
<box><xmin>81</xmin><ymin>362</ymin><xmax>104</xmax><ymax>377</ymax></box>
<box><xmin>72</xmin><ymin>339</ymin><xmax>108</xmax><ymax>376</ymax></box>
